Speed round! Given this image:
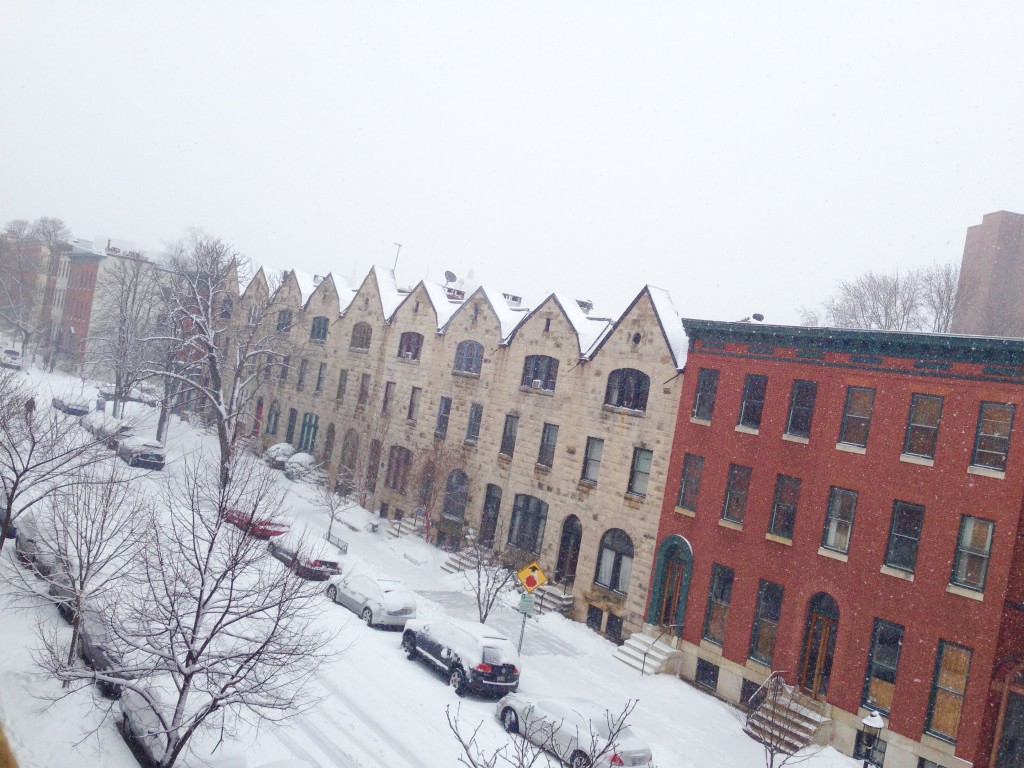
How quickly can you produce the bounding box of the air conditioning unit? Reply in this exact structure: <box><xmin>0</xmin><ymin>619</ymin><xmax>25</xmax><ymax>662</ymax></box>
<box><xmin>531</xmin><ymin>379</ymin><xmax>543</xmax><ymax>389</ymax></box>
<box><xmin>403</xmin><ymin>351</ymin><xmax>414</xmax><ymax>359</ymax></box>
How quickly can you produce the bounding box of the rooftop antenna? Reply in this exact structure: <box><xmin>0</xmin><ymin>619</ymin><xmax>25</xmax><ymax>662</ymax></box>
<box><xmin>444</xmin><ymin>270</ymin><xmax>457</xmax><ymax>285</ymax></box>
<box><xmin>392</xmin><ymin>243</ymin><xmax>403</xmax><ymax>271</ymax></box>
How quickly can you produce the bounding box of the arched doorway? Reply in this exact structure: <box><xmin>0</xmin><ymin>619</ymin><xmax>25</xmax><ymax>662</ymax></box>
<box><xmin>554</xmin><ymin>516</ymin><xmax>582</xmax><ymax>585</ymax></box>
<box><xmin>799</xmin><ymin>592</ymin><xmax>840</xmax><ymax>700</ymax></box>
<box><xmin>646</xmin><ymin>535</ymin><xmax>693</xmax><ymax>635</ymax></box>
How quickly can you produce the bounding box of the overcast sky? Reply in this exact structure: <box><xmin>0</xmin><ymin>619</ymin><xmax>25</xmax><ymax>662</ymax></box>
<box><xmin>3</xmin><ymin>2</ymin><xmax>1024</xmax><ymax>323</ymax></box>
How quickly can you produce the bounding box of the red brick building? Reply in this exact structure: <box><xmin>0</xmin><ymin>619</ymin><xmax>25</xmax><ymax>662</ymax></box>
<box><xmin>646</xmin><ymin>320</ymin><xmax>1024</xmax><ymax>768</ymax></box>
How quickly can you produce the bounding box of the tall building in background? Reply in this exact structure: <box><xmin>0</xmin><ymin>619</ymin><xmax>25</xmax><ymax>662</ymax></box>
<box><xmin>951</xmin><ymin>211</ymin><xmax>1024</xmax><ymax>337</ymax></box>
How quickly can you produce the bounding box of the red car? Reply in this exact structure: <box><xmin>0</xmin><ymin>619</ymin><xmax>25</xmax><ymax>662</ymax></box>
<box><xmin>222</xmin><ymin>508</ymin><xmax>290</xmax><ymax>539</ymax></box>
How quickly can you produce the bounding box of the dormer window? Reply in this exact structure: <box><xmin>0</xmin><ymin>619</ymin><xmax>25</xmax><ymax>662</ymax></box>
<box><xmin>276</xmin><ymin>310</ymin><xmax>292</xmax><ymax>333</ymax></box>
<box><xmin>310</xmin><ymin>316</ymin><xmax>329</xmax><ymax>341</ymax></box>
<box><xmin>521</xmin><ymin>355</ymin><xmax>559</xmax><ymax>392</ymax></box>
<box><xmin>350</xmin><ymin>322</ymin><xmax>371</xmax><ymax>350</ymax></box>
<box><xmin>453</xmin><ymin>340</ymin><xmax>483</xmax><ymax>375</ymax></box>
<box><xmin>398</xmin><ymin>332</ymin><xmax>423</xmax><ymax>361</ymax></box>
<box><xmin>605</xmin><ymin>368</ymin><xmax>650</xmax><ymax>412</ymax></box>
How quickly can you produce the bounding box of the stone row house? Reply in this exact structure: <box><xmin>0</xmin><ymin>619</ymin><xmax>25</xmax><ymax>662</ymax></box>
<box><xmin>238</xmin><ymin>264</ymin><xmax>685</xmax><ymax>640</ymax></box>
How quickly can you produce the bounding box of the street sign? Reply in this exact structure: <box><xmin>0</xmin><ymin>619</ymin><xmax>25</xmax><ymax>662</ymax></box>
<box><xmin>519</xmin><ymin>593</ymin><xmax>535</xmax><ymax>615</ymax></box>
<box><xmin>516</xmin><ymin>561</ymin><xmax>547</xmax><ymax>593</ymax></box>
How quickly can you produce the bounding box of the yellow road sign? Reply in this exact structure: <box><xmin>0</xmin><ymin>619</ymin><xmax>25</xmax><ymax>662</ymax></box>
<box><xmin>517</xmin><ymin>561</ymin><xmax>547</xmax><ymax>593</ymax></box>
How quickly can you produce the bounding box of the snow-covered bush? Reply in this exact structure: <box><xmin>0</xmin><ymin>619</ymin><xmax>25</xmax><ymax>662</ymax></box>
<box><xmin>264</xmin><ymin>442</ymin><xmax>296</xmax><ymax>469</ymax></box>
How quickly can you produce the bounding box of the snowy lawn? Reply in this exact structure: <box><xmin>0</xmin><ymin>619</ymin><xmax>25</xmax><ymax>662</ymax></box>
<box><xmin>0</xmin><ymin>366</ymin><xmax>861</xmax><ymax>768</ymax></box>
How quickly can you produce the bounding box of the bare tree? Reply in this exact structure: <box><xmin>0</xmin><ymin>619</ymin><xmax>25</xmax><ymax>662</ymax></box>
<box><xmin>447</xmin><ymin>699</ymin><xmax>647</xmax><ymax>768</ymax></box>
<box><xmin>744</xmin><ymin>674</ymin><xmax>827</xmax><ymax>768</ymax></box>
<box><xmin>413</xmin><ymin>438</ymin><xmax>467</xmax><ymax>543</ymax></box>
<box><xmin>459</xmin><ymin>521</ymin><xmax>520</xmax><ymax>624</ymax></box>
<box><xmin>0</xmin><ymin>376</ymin><xmax>108</xmax><ymax>553</ymax></box>
<box><xmin>314</xmin><ymin>482</ymin><xmax>357</xmax><ymax>542</ymax></box>
<box><xmin>334</xmin><ymin>405</ymin><xmax>394</xmax><ymax>512</ymax></box>
<box><xmin>0</xmin><ymin>219</ymin><xmax>46</xmax><ymax>356</ymax></box>
<box><xmin>802</xmin><ymin>263</ymin><xmax>959</xmax><ymax>333</ymax></box>
<box><xmin>47</xmin><ymin>450</ymin><xmax>337</xmax><ymax>768</ymax></box>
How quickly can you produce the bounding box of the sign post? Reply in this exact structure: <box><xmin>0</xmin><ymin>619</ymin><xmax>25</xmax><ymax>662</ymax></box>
<box><xmin>515</xmin><ymin>562</ymin><xmax>547</xmax><ymax>652</ymax></box>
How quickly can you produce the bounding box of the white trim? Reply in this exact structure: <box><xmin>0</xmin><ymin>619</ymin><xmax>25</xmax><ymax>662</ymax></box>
<box><xmin>900</xmin><ymin>453</ymin><xmax>934</xmax><ymax>467</ymax></box>
<box><xmin>835</xmin><ymin>442</ymin><xmax>866</xmax><ymax>455</ymax></box>
<box><xmin>880</xmin><ymin>564</ymin><xmax>915</xmax><ymax>582</ymax></box>
<box><xmin>967</xmin><ymin>465</ymin><xmax>1005</xmax><ymax>480</ymax></box>
<box><xmin>946</xmin><ymin>583</ymin><xmax>984</xmax><ymax>601</ymax></box>
<box><xmin>782</xmin><ymin>433</ymin><xmax>809</xmax><ymax>445</ymax></box>
<box><xmin>817</xmin><ymin>546</ymin><xmax>849</xmax><ymax>563</ymax></box>
<box><xmin>734</xmin><ymin>424</ymin><xmax>760</xmax><ymax>436</ymax></box>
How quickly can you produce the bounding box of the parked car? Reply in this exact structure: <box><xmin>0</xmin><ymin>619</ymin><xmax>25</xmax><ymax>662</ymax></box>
<box><xmin>117</xmin><ymin>438</ymin><xmax>166</xmax><ymax>470</ymax></box>
<box><xmin>401</xmin><ymin>618</ymin><xmax>520</xmax><ymax>697</ymax></box>
<box><xmin>80</xmin><ymin>411</ymin><xmax>133</xmax><ymax>449</ymax></box>
<box><xmin>14</xmin><ymin>515</ymin><xmax>56</xmax><ymax>578</ymax></box>
<box><xmin>268</xmin><ymin>537</ymin><xmax>341</xmax><ymax>581</ymax></box>
<box><xmin>324</xmin><ymin>573</ymin><xmax>417</xmax><ymax>628</ymax></box>
<box><xmin>77</xmin><ymin>612</ymin><xmax>125</xmax><ymax>698</ymax></box>
<box><xmin>98</xmin><ymin>382</ymin><xmax>162</xmax><ymax>407</ymax></box>
<box><xmin>51</xmin><ymin>397</ymin><xmax>91</xmax><ymax>416</ymax></box>
<box><xmin>495</xmin><ymin>695</ymin><xmax>654</xmax><ymax>768</ymax></box>
<box><xmin>284</xmin><ymin>452</ymin><xmax>325</xmax><ymax>483</ymax></box>
<box><xmin>263</xmin><ymin>442</ymin><xmax>296</xmax><ymax>469</ymax></box>
<box><xmin>1</xmin><ymin>349</ymin><xmax>22</xmax><ymax>371</ymax></box>
<box><xmin>48</xmin><ymin>574</ymin><xmax>78</xmax><ymax>624</ymax></box>
<box><xmin>223</xmin><ymin>507</ymin><xmax>290</xmax><ymax>539</ymax></box>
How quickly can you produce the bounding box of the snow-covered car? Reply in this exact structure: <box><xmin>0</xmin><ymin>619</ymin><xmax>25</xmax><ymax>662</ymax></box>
<box><xmin>401</xmin><ymin>618</ymin><xmax>520</xmax><ymax>697</ymax></box>
<box><xmin>0</xmin><ymin>349</ymin><xmax>22</xmax><ymax>370</ymax></box>
<box><xmin>14</xmin><ymin>515</ymin><xmax>56</xmax><ymax>578</ymax></box>
<box><xmin>283</xmin><ymin>452</ymin><xmax>324</xmax><ymax>483</ymax></box>
<box><xmin>117</xmin><ymin>438</ymin><xmax>166</xmax><ymax>470</ymax></box>
<box><xmin>77</xmin><ymin>612</ymin><xmax>125</xmax><ymax>698</ymax></box>
<box><xmin>80</xmin><ymin>411</ymin><xmax>133</xmax><ymax>448</ymax></box>
<box><xmin>98</xmin><ymin>383</ymin><xmax>161</xmax><ymax>407</ymax></box>
<box><xmin>495</xmin><ymin>695</ymin><xmax>654</xmax><ymax>768</ymax></box>
<box><xmin>51</xmin><ymin>396</ymin><xmax>91</xmax><ymax>416</ymax></box>
<box><xmin>119</xmin><ymin>684</ymin><xmax>248</xmax><ymax>768</ymax></box>
<box><xmin>263</xmin><ymin>442</ymin><xmax>296</xmax><ymax>469</ymax></box>
<box><xmin>324</xmin><ymin>573</ymin><xmax>417</xmax><ymax>628</ymax></box>
<box><xmin>223</xmin><ymin>507</ymin><xmax>290</xmax><ymax>539</ymax></box>
<box><xmin>48</xmin><ymin>574</ymin><xmax>78</xmax><ymax>624</ymax></box>
<box><xmin>267</xmin><ymin>536</ymin><xmax>341</xmax><ymax>581</ymax></box>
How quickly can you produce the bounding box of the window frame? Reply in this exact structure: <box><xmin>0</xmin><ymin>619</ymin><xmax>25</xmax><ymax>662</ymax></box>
<box><xmin>862</xmin><ymin>618</ymin><xmax>904</xmax><ymax>715</ymax></box>
<box><xmin>382</xmin><ymin>381</ymin><xmax>396</xmax><ymax>414</ymax></box>
<box><xmin>397</xmin><ymin>331</ymin><xmax>424</xmax><ymax>361</ymax></box>
<box><xmin>309</xmin><ymin>315</ymin><xmax>329</xmax><ymax>341</ymax></box>
<box><xmin>276</xmin><ymin>309</ymin><xmax>293</xmax><ymax>333</ymax></box>
<box><xmin>884</xmin><ymin>501</ymin><xmax>925</xmax><ymax>574</ymax></box>
<box><xmin>821</xmin><ymin>486</ymin><xmax>858</xmax><ymax>554</ymax></box>
<box><xmin>298</xmin><ymin>412</ymin><xmax>318</xmax><ymax>452</ymax></box>
<box><xmin>903</xmin><ymin>393</ymin><xmax>943</xmax><ymax>459</ymax></box>
<box><xmin>521</xmin><ymin>355</ymin><xmax>559</xmax><ymax>392</ymax></box>
<box><xmin>677</xmin><ymin>453</ymin><xmax>704</xmax><ymax>511</ymax></box>
<box><xmin>749</xmin><ymin>580</ymin><xmax>783</xmax><ymax>666</ymax></box>
<box><xmin>627</xmin><ymin>448</ymin><xmax>653</xmax><ymax>497</ymax></box>
<box><xmin>738</xmin><ymin>374</ymin><xmax>768</xmax><ymax>430</ymax></box>
<box><xmin>357</xmin><ymin>373</ymin><xmax>371</xmax><ymax>406</ymax></box>
<box><xmin>407</xmin><ymin>387</ymin><xmax>422</xmax><ymax>422</ymax></box>
<box><xmin>507</xmin><ymin>494</ymin><xmax>548</xmax><ymax>554</ymax></box>
<box><xmin>604</xmin><ymin>368</ymin><xmax>651</xmax><ymax>412</ymax></box>
<box><xmin>785</xmin><ymin>380</ymin><xmax>817</xmax><ymax>438</ymax></box>
<box><xmin>594</xmin><ymin>529</ymin><xmax>634</xmax><ymax>595</ymax></box>
<box><xmin>769</xmin><ymin>474</ymin><xmax>801</xmax><ymax>539</ymax></box>
<box><xmin>453</xmin><ymin>340</ymin><xmax>484</xmax><ymax>375</ymax></box>
<box><xmin>971</xmin><ymin>401</ymin><xmax>1015</xmax><ymax>471</ymax></box>
<box><xmin>435</xmin><ymin>396</ymin><xmax>452</xmax><ymax>438</ymax></box>
<box><xmin>350</xmin><ymin>322</ymin><xmax>372</xmax><ymax>351</ymax></box>
<box><xmin>950</xmin><ymin>515</ymin><xmax>994</xmax><ymax>592</ymax></box>
<box><xmin>925</xmin><ymin>640</ymin><xmax>972</xmax><ymax>743</ymax></box>
<box><xmin>692</xmin><ymin>368</ymin><xmax>720</xmax><ymax>421</ymax></box>
<box><xmin>315</xmin><ymin>362</ymin><xmax>327</xmax><ymax>393</ymax></box>
<box><xmin>296</xmin><ymin>358</ymin><xmax>309</xmax><ymax>390</ymax></box>
<box><xmin>465</xmin><ymin>402</ymin><xmax>483</xmax><ymax>444</ymax></box>
<box><xmin>703</xmin><ymin>563</ymin><xmax>734</xmax><ymax>646</ymax></box>
<box><xmin>721</xmin><ymin>464</ymin><xmax>753</xmax><ymax>524</ymax></box>
<box><xmin>499</xmin><ymin>413</ymin><xmax>519</xmax><ymax>457</ymax></box>
<box><xmin>537</xmin><ymin>423</ymin><xmax>559</xmax><ymax>468</ymax></box>
<box><xmin>839</xmin><ymin>386</ymin><xmax>875</xmax><ymax>448</ymax></box>
<box><xmin>384</xmin><ymin>445</ymin><xmax>413</xmax><ymax>494</ymax></box>
<box><xmin>581</xmin><ymin>437</ymin><xmax>604</xmax><ymax>483</ymax></box>
<box><xmin>335</xmin><ymin>370</ymin><xmax>348</xmax><ymax>402</ymax></box>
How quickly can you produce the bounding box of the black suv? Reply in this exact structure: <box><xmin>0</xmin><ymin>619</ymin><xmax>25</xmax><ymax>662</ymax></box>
<box><xmin>402</xmin><ymin>618</ymin><xmax>520</xmax><ymax>697</ymax></box>
<box><xmin>267</xmin><ymin>538</ymin><xmax>341</xmax><ymax>581</ymax></box>
<box><xmin>78</xmin><ymin>613</ymin><xmax>125</xmax><ymax>698</ymax></box>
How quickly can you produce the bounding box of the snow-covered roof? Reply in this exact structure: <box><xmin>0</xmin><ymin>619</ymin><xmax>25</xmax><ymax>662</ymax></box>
<box><xmin>372</xmin><ymin>265</ymin><xmax>404</xmax><ymax>320</ymax></box>
<box><xmin>647</xmin><ymin>286</ymin><xmax>686</xmax><ymax>368</ymax></box>
<box><xmin>332</xmin><ymin>274</ymin><xmax>357</xmax><ymax>313</ymax></box>
<box><xmin>477</xmin><ymin>285</ymin><xmax>530</xmax><ymax>341</ymax></box>
<box><xmin>551</xmin><ymin>293</ymin><xmax>614</xmax><ymax>357</ymax></box>
<box><xmin>290</xmin><ymin>269</ymin><xmax>320</xmax><ymax>307</ymax></box>
<box><xmin>420</xmin><ymin>281</ymin><xmax>463</xmax><ymax>329</ymax></box>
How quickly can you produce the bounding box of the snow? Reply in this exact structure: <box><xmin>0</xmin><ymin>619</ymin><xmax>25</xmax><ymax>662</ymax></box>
<box><xmin>372</xmin><ymin>265</ymin><xmax>405</xmax><ymax>320</ymax></box>
<box><xmin>474</xmin><ymin>285</ymin><xmax>531</xmax><ymax>341</ymax></box>
<box><xmin>290</xmin><ymin>269</ymin><xmax>320</xmax><ymax>307</ymax></box>
<box><xmin>550</xmin><ymin>293</ymin><xmax>614</xmax><ymax>357</ymax></box>
<box><xmin>419</xmin><ymin>281</ymin><xmax>462</xmax><ymax>329</ymax></box>
<box><xmin>0</xmin><ymin>364</ymin><xmax>862</xmax><ymax>768</ymax></box>
<box><xmin>646</xmin><ymin>286</ymin><xmax>687</xmax><ymax>369</ymax></box>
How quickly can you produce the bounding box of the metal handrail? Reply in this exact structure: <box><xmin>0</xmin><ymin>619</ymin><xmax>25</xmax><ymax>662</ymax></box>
<box><xmin>747</xmin><ymin>669</ymin><xmax>791</xmax><ymax>712</ymax></box>
<box><xmin>640</xmin><ymin>625</ymin><xmax>683</xmax><ymax>676</ymax></box>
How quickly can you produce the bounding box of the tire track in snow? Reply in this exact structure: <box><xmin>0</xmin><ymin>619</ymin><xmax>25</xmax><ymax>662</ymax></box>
<box><xmin>273</xmin><ymin>728</ymin><xmax>326</xmax><ymax>767</ymax></box>
<box><xmin>295</xmin><ymin>717</ymin><xmax>360</xmax><ymax>767</ymax></box>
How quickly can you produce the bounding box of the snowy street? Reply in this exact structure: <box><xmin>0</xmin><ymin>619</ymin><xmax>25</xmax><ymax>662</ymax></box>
<box><xmin>0</xmin><ymin>368</ymin><xmax>859</xmax><ymax>768</ymax></box>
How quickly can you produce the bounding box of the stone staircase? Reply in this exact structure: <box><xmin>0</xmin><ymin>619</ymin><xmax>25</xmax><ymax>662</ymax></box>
<box><xmin>441</xmin><ymin>548</ymin><xmax>479</xmax><ymax>573</ymax></box>
<box><xmin>527</xmin><ymin>584</ymin><xmax>574</xmax><ymax>617</ymax></box>
<box><xmin>613</xmin><ymin>633</ymin><xmax>679</xmax><ymax>675</ymax></box>
<box><xmin>387</xmin><ymin>516</ymin><xmax>424</xmax><ymax>538</ymax></box>
<box><xmin>743</xmin><ymin>673</ymin><xmax>832</xmax><ymax>755</ymax></box>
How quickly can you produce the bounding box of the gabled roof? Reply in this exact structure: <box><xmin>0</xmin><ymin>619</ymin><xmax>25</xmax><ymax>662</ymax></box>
<box><xmin>371</xmin><ymin>265</ymin><xmax>404</xmax><ymax>320</ymax></box>
<box><xmin>443</xmin><ymin>285</ymin><xmax>530</xmax><ymax>341</ymax></box>
<box><xmin>550</xmin><ymin>293</ymin><xmax>614</xmax><ymax>357</ymax></box>
<box><xmin>419</xmin><ymin>281</ymin><xmax>462</xmax><ymax>330</ymax></box>
<box><xmin>586</xmin><ymin>285</ymin><xmax>685</xmax><ymax>369</ymax></box>
<box><xmin>291</xmin><ymin>269</ymin><xmax>320</xmax><ymax>307</ymax></box>
<box><xmin>333</xmin><ymin>274</ymin><xmax>357</xmax><ymax>313</ymax></box>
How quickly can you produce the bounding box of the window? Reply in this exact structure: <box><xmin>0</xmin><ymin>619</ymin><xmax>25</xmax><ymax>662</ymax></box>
<box><xmin>863</xmin><ymin>619</ymin><xmax>904</xmax><ymax>714</ymax></box>
<box><xmin>677</xmin><ymin>453</ymin><xmax>704</xmax><ymax>511</ymax></box>
<box><xmin>695</xmin><ymin>659</ymin><xmax>719</xmax><ymax>690</ymax></box>
<box><xmin>692</xmin><ymin>368</ymin><xmax>720</xmax><ymax>421</ymax></box>
<box><xmin>537</xmin><ymin>423</ymin><xmax>559</xmax><ymax>467</ymax></box>
<box><xmin>594</xmin><ymin>529</ymin><xmax>634</xmax><ymax>594</ymax></box>
<box><xmin>296</xmin><ymin>358</ymin><xmax>309</xmax><ymax>390</ymax></box>
<box><xmin>365</xmin><ymin>439</ymin><xmax>381</xmax><ymax>492</ymax></box>
<box><xmin>382</xmin><ymin>381</ymin><xmax>396</xmax><ymax>414</ymax></box>
<box><xmin>310</xmin><ymin>316</ymin><xmax>329</xmax><ymax>341</ymax></box>
<box><xmin>219</xmin><ymin>298</ymin><xmax>233</xmax><ymax>319</ymax></box>
<box><xmin>276</xmin><ymin>309</ymin><xmax>292</xmax><ymax>333</ymax></box>
<box><xmin>442</xmin><ymin>471</ymin><xmax>469</xmax><ymax>522</ymax></box>
<box><xmin>581</xmin><ymin>437</ymin><xmax>604</xmax><ymax>483</ymax></box>
<box><xmin>769</xmin><ymin>475</ymin><xmax>801</xmax><ymax>539</ymax></box>
<box><xmin>604</xmin><ymin>368</ymin><xmax>650</xmax><ymax>411</ymax></box>
<box><xmin>822</xmin><ymin>487</ymin><xmax>857</xmax><ymax>553</ymax></box>
<box><xmin>357</xmin><ymin>373</ymin><xmax>371</xmax><ymax>406</ymax></box>
<box><xmin>521</xmin><ymin>355</ymin><xmax>559</xmax><ymax>391</ymax></box>
<box><xmin>384</xmin><ymin>445</ymin><xmax>413</xmax><ymax>494</ymax></box>
<box><xmin>279</xmin><ymin>356</ymin><xmax>290</xmax><ymax>382</ymax></box>
<box><xmin>247</xmin><ymin>305</ymin><xmax>259</xmax><ymax>325</ymax></box>
<box><xmin>298</xmin><ymin>412</ymin><xmax>319</xmax><ymax>452</ymax></box>
<box><xmin>465</xmin><ymin>402</ymin><xmax>483</xmax><ymax>443</ymax></box>
<box><xmin>904</xmin><ymin>394</ymin><xmax>943</xmax><ymax>458</ymax></box>
<box><xmin>854</xmin><ymin>732</ymin><xmax>887</xmax><ymax>766</ymax></box>
<box><xmin>885</xmin><ymin>501</ymin><xmax>924</xmax><ymax>573</ymax></box>
<box><xmin>839</xmin><ymin>386</ymin><xmax>875</xmax><ymax>447</ymax></box>
<box><xmin>398</xmin><ymin>331</ymin><xmax>423</xmax><ymax>361</ymax></box>
<box><xmin>951</xmin><ymin>516</ymin><xmax>994</xmax><ymax>591</ymax></box>
<box><xmin>266</xmin><ymin>401</ymin><xmax>280</xmax><ymax>435</ymax></box>
<box><xmin>350</xmin><ymin>322</ymin><xmax>372</xmax><ymax>350</ymax></box>
<box><xmin>703</xmin><ymin>564</ymin><xmax>734</xmax><ymax>645</ymax></box>
<box><xmin>315</xmin><ymin>362</ymin><xmax>327</xmax><ymax>393</ymax></box>
<box><xmin>927</xmin><ymin>641</ymin><xmax>972</xmax><ymax>742</ymax></box>
<box><xmin>453</xmin><ymin>340</ymin><xmax>483</xmax><ymax>375</ymax></box>
<box><xmin>435</xmin><ymin>396</ymin><xmax>452</xmax><ymax>438</ymax></box>
<box><xmin>972</xmin><ymin>402</ymin><xmax>1014</xmax><ymax>471</ymax></box>
<box><xmin>627</xmin><ymin>448</ymin><xmax>653</xmax><ymax>496</ymax></box>
<box><xmin>722</xmin><ymin>464</ymin><xmax>752</xmax><ymax>523</ymax></box>
<box><xmin>499</xmin><ymin>413</ymin><xmax>519</xmax><ymax>457</ymax></box>
<box><xmin>335</xmin><ymin>370</ymin><xmax>348</xmax><ymax>401</ymax></box>
<box><xmin>786</xmin><ymin>380</ymin><xmax>817</xmax><ymax>438</ymax></box>
<box><xmin>749</xmin><ymin>580</ymin><xmax>783</xmax><ymax>665</ymax></box>
<box><xmin>738</xmin><ymin>374</ymin><xmax>768</xmax><ymax>430</ymax></box>
<box><xmin>508</xmin><ymin>494</ymin><xmax>548</xmax><ymax>554</ymax></box>
<box><xmin>407</xmin><ymin>387</ymin><xmax>421</xmax><ymax>422</ymax></box>
<box><xmin>285</xmin><ymin>408</ymin><xmax>298</xmax><ymax>444</ymax></box>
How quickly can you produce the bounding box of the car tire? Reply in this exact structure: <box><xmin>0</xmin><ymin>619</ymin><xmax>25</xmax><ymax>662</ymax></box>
<box><xmin>402</xmin><ymin>632</ymin><xmax>417</xmax><ymax>659</ymax></box>
<box><xmin>449</xmin><ymin>666</ymin><xmax>467</xmax><ymax>696</ymax></box>
<box><xmin>326</xmin><ymin>585</ymin><xmax>338</xmax><ymax>601</ymax></box>
<box><xmin>361</xmin><ymin>607</ymin><xmax>373</xmax><ymax>626</ymax></box>
<box><xmin>500</xmin><ymin>707</ymin><xmax>519</xmax><ymax>734</ymax></box>
<box><xmin>569</xmin><ymin>750</ymin><xmax>592</xmax><ymax>768</ymax></box>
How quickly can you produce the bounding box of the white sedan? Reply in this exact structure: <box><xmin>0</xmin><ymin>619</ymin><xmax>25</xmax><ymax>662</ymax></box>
<box><xmin>325</xmin><ymin>573</ymin><xmax>417</xmax><ymax>628</ymax></box>
<box><xmin>495</xmin><ymin>695</ymin><xmax>653</xmax><ymax>767</ymax></box>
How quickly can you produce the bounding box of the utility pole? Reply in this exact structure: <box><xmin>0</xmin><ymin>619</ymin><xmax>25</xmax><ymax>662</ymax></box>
<box><xmin>392</xmin><ymin>243</ymin><xmax>402</xmax><ymax>271</ymax></box>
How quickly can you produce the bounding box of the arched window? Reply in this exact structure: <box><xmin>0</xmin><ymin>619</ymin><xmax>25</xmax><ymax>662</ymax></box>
<box><xmin>508</xmin><ymin>494</ymin><xmax>548</xmax><ymax>554</ymax></box>
<box><xmin>266</xmin><ymin>401</ymin><xmax>280</xmax><ymax>435</ymax></box>
<box><xmin>605</xmin><ymin>368</ymin><xmax>650</xmax><ymax>412</ymax></box>
<box><xmin>398</xmin><ymin>332</ymin><xmax>424</xmax><ymax>360</ymax></box>
<box><xmin>310</xmin><ymin>316</ymin><xmax>329</xmax><ymax>341</ymax></box>
<box><xmin>442</xmin><ymin>470</ymin><xmax>469</xmax><ymax>522</ymax></box>
<box><xmin>323</xmin><ymin>423</ymin><xmax>336</xmax><ymax>462</ymax></box>
<box><xmin>595</xmin><ymin>528</ymin><xmax>634</xmax><ymax>594</ymax></box>
<box><xmin>521</xmin><ymin>355</ymin><xmax>559</xmax><ymax>391</ymax></box>
<box><xmin>453</xmin><ymin>340</ymin><xmax>484</xmax><ymax>375</ymax></box>
<box><xmin>350</xmin><ymin>322</ymin><xmax>372</xmax><ymax>350</ymax></box>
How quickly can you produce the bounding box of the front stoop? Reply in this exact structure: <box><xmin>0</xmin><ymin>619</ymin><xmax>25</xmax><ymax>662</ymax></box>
<box><xmin>387</xmin><ymin>517</ymin><xmax>424</xmax><ymax>538</ymax></box>
<box><xmin>744</xmin><ymin>677</ymin><xmax>832</xmax><ymax>755</ymax></box>
<box><xmin>528</xmin><ymin>584</ymin><xmax>574</xmax><ymax>617</ymax></box>
<box><xmin>613</xmin><ymin>633</ymin><xmax>679</xmax><ymax>675</ymax></box>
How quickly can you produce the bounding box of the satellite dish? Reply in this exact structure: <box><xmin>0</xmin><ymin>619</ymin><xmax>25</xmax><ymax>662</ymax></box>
<box><xmin>752</xmin><ymin>313</ymin><xmax>765</xmax><ymax>322</ymax></box>
<box><xmin>444</xmin><ymin>270</ymin><xmax>457</xmax><ymax>284</ymax></box>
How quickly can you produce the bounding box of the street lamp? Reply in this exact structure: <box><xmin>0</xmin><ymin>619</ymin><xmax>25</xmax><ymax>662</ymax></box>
<box><xmin>860</xmin><ymin>710</ymin><xmax>886</xmax><ymax>768</ymax></box>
